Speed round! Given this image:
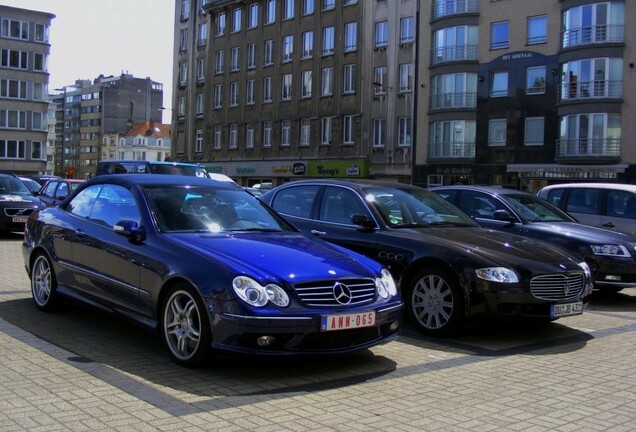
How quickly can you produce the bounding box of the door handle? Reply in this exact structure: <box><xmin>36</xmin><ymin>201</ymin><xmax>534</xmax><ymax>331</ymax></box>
<box><xmin>310</xmin><ymin>229</ymin><xmax>326</xmax><ymax>236</ymax></box>
<box><xmin>75</xmin><ymin>228</ymin><xmax>86</xmax><ymax>237</ymax></box>
<box><xmin>602</xmin><ymin>222</ymin><xmax>615</xmax><ymax>228</ymax></box>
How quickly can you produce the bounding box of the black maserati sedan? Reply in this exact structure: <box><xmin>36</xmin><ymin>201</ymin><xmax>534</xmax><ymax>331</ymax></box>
<box><xmin>261</xmin><ymin>179</ymin><xmax>594</xmax><ymax>336</ymax></box>
<box><xmin>430</xmin><ymin>185</ymin><xmax>636</xmax><ymax>294</ymax></box>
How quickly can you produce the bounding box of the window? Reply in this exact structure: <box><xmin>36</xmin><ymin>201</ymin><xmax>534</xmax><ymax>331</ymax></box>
<box><xmin>229</xmin><ymin>124</ymin><xmax>238</xmax><ymax>149</ymax></box>
<box><xmin>266</xmin><ymin>0</ymin><xmax>276</xmax><ymax>24</ymax></box>
<box><xmin>302</xmin><ymin>31</ymin><xmax>313</xmax><ymax>58</ymax></box>
<box><xmin>300</xmin><ymin>119</ymin><xmax>311</xmax><ymax>146</ymax></box>
<box><xmin>231</xmin><ymin>47</ymin><xmax>240</xmax><ymax>71</ymax></box>
<box><xmin>32</xmin><ymin>112</ymin><xmax>44</xmax><ymax>130</ymax></box>
<box><xmin>433</xmin><ymin>25</ymin><xmax>478</xmax><ymax>63</ymax></box>
<box><xmin>179</xmin><ymin>63</ymin><xmax>188</xmax><ymax>85</ymax></box>
<box><xmin>1</xmin><ymin>79</ymin><xmax>27</xmax><ymax>99</ymax></box>
<box><xmin>321</xmin><ymin>67</ymin><xmax>333</xmax><ymax>96</ymax></box>
<box><xmin>400</xmin><ymin>17</ymin><xmax>414</xmax><ymax>44</ymax></box>
<box><xmin>284</xmin><ymin>0</ymin><xmax>294</xmax><ymax>20</ymax></box>
<box><xmin>216</xmin><ymin>11</ymin><xmax>226</xmax><ymax>36</ymax></box>
<box><xmin>282</xmin><ymin>35</ymin><xmax>293</xmax><ymax>62</ymax></box>
<box><xmin>215</xmin><ymin>50</ymin><xmax>224</xmax><ymax>74</ymax></box>
<box><xmin>197</xmin><ymin>58</ymin><xmax>206</xmax><ymax>82</ymax></box>
<box><xmin>31</xmin><ymin>141</ymin><xmax>44</xmax><ymax>160</ymax></box>
<box><xmin>526</xmin><ymin>66</ymin><xmax>546</xmax><ymax>94</ymax></box>
<box><xmin>373</xmin><ymin>119</ymin><xmax>386</xmax><ymax>147</ymax></box>
<box><xmin>214</xmin><ymin>126</ymin><xmax>222</xmax><ymax>149</ymax></box>
<box><xmin>198</xmin><ymin>22</ymin><xmax>207</xmax><ymax>46</ymax></box>
<box><xmin>344</xmin><ymin>22</ymin><xmax>357</xmax><ymax>52</ymax></box>
<box><xmin>374</xmin><ymin>67</ymin><xmax>387</xmax><ymax>95</ymax></box>
<box><xmin>1</xmin><ymin>49</ymin><xmax>28</xmax><ymax>69</ymax></box>
<box><xmin>524</xmin><ymin>118</ymin><xmax>544</xmax><ymax>146</ymax></box>
<box><xmin>195</xmin><ymin>129</ymin><xmax>203</xmax><ymax>152</ymax></box>
<box><xmin>1</xmin><ymin>18</ymin><xmax>28</xmax><ymax>40</ymax></box>
<box><xmin>344</xmin><ymin>64</ymin><xmax>356</xmax><ymax>94</ymax></box>
<box><xmin>527</xmin><ymin>15</ymin><xmax>547</xmax><ymax>45</ymax></box>
<box><xmin>281</xmin><ymin>74</ymin><xmax>292</xmax><ymax>100</ymax></box>
<box><xmin>196</xmin><ymin>93</ymin><xmax>204</xmax><ymax>115</ymax></box>
<box><xmin>491</xmin><ymin>72</ymin><xmax>508</xmax><ymax>97</ymax></box>
<box><xmin>247</xmin><ymin>43</ymin><xmax>256</xmax><ymax>68</ymax></box>
<box><xmin>399</xmin><ymin>64</ymin><xmax>413</xmax><ymax>93</ymax></box>
<box><xmin>214</xmin><ymin>84</ymin><xmax>223</xmax><ymax>108</ymax></box>
<box><xmin>375</xmin><ymin>22</ymin><xmax>388</xmax><ymax>47</ymax></box>
<box><xmin>491</xmin><ymin>21</ymin><xmax>509</xmax><ymax>49</ymax></box>
<box><xmin>323</xmin><ymin>0</ymin><xmax>335</xmax><ymax>10</ymax></box>
<box><xmin>264</xmin><ymin>40</ymin><xmax>274</xmax><ymax>65</ymax></box>
<box><xmin>303</xmin><ymin>0</ymin><xmax>314</xmax><ymax>15</ymax></box>
<box><xmin>263</xmin><ymin>76</ymin><xmax>273</xmax><ymax>102</ymax></box>
<box><xmin>180</xmin><ymin>0</ymin><xmax>190</xmax><ymax>20</ymax></box>
<box><xmin>343</xmin><ymin>115</ymin><xmax>355</xmax><ymax>145</ymax></box>
<box><xmin>344</xmin><ymin>0</ymin><xmax>357</xmax><ymax>5</ymax></box>
<box><xmin>281</xmin><ymin>120</ymin><xmax>291</xmax><ymax>146</ymax></box>
<box><xmin>321</xmin><ymin>117</ymin><xmax>332</xmax><ymax>144</ymax></box>
<box><xmin>179</xmin><ymin>29</ymin><xmax>188</xmax><ymax>51</ymax></box>
<box><xmin>263</xmin><ymin>121</ymin><xmax>273</xmax><ymax>147</ymax></box>
<box><xmin>229</xmin><ymin>82</ymin><xmax>239</xmax><ymax>106</ymax></box>
<box><xmin>248</xmin><ymin>3</ymin><xmax>258</xmax><ymax>28</ymax></box>
<box><xmin>561</xmin><ymin>58</ymin><xmax>622</xmax><ymax>100</ymax></box>
<box><xmin>323</xmin><ymin>26</ymin><xmax>335</xmax><ymax>55</ymax></box>
<box><xmin>562</xmin><ymin>3</ymin><xmax>624</xmax><ymax>48</ymax></box>
<box><xmin>246</xmin><ymin>79</ymin><xmax>255</xmax><ymax>104</ymax></box>
<box><xmin>178</xmin><ymin>97</ymin><xmax>186</xmax><ymax>116</ymax></box>
<box><xmin>301</xmin><ymin>71</ymin><xmax>312</xmax><ymax>98</ymax></box>
<box><xmin>488</xmin><ymin>119</ymin><xmax>507</xmax><ymax>146</ymax></box>
<box><xmin>246</xmin><ymin>125</ymin><xmax>255</xmax><ymax>148</ymax></box>
<box><xmin>398</xmin><ymin>117</ymin><xmax>412</xmax><ymax>146</ymax></box>
<box><xmin>0</xmin><ymin>139</ymin><xmax>25</xmax><ymax>159</ymax></box>
<box><xmin>232</xmin><ymin>8</ymin><xmax>242</xmax><ymax>32</ymax></box>
<box><xmin>34</xmin><ymin>24</ymin><xmax>49</xmax><ymax>42</ymax></box>
<box><xmin>0</xmin><ymin>110</ymin><xmax>27</xmax><ymax>129</ymax></box>
<box><xmin>33</xmin><ymin>53</ymin><xmax>46</xmax><ymax>71</ymax></box>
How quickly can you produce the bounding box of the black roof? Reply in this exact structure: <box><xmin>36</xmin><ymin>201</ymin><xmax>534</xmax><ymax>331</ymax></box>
<box><xmin>81</xmin><ymin>173</ymin><xmax>230</xmax><ymax>189</ymax></box>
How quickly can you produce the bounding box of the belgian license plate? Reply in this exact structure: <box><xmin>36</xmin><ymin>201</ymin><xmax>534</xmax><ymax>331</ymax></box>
<box><xmin>320</xmin><ymin>311</ymin><xmax>376</xmax><ymax>332</ymax></box>
<box><xmin>12</xmin><ymin>216</ymin><xmax>28</xmax><ymax>223</ymax></box>
<box><xmin>551</xmin><ymin>302</ymin><xmax>583</xmax><ymax>318</ymax></box>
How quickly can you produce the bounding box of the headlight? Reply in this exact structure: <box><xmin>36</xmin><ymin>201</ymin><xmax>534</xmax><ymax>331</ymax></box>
<box><xmin>578</xmin><ymin>261</ymin><xmax>592</xmax><ymax>278</ymax></box>
<box><xmin>476</xmin><ymin>267</ymin><xmax>519</xmax><ymax>283</ymax></box>
<box><xmin>232</xmin><ymin>276</ymin><xmax>289</xmax><ymax>307</ymax></box>
<box><xmin>590</xmin><ymin>244</ymin><xmax>631</xmax><ymax>257</ymax></box>
<box><xmin>376</xmin><ymin>268</ymin><xmax>397</xmax><ymax>299</ymax></box>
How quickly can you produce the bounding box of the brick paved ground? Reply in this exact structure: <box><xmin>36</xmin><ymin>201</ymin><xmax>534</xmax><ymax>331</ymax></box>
<box><xmin>1</xmin><ymin>232</ymin><xmax>635</xmax><ymax>431</ymax></box>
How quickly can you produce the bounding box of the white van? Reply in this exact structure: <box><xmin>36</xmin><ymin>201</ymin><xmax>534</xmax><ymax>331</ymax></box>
<box><xmin>537</xmin><ymin>183</ymin><xmax>636</xmax><ymax>235</ymax></box>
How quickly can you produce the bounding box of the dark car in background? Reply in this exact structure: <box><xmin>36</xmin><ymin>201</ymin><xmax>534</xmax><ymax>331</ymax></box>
<box><xmin>22</xmin><ymin>174</ymin><xmax>402</xmax><ymax>366</ymax></box>
<box><xmin>261</xmin><ymin>179</ymin><xmax>593</xmax><ymax>336</ymax></box>
<box><xmin>19</xmin><ymin>177</ymin><xmax>42</xmax><ymax>195</ymax></box>
<box><xmin>0</xmin><ymin>173</ymin><xmax>43</xmax><ymax>234</ymax></box>
<box><xmin>430</xmin><ymin>185</ymin><xmax>636</xmax><ymax>294</ymax></box>
<box><xmin>38</xmin><ymin>178</ymin><xmax>86</xmax><ymax>207</ymax></box>
<box><xmin>95</xmin><ymin>160</ymin><xmax>208</xmax><ymax>178</ymax></box>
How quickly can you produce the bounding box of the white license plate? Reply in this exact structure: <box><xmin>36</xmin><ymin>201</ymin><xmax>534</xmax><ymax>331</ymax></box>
<box><xmin>12</xmin><ymin>216</ymin><xmax>28</xmax><ymax>223</ymax></box>
<box><xmin>551</xmin><ymin>301</ymin><xmax>583</xmax><ymax>318</ymax></box>
<box><xmin>320</xmin><ymin>311</ymin><xmax>376</xmax><ymax>332</ymax></box>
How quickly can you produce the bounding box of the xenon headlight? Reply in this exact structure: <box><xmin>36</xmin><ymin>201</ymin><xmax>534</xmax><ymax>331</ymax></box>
<box><xmin>590</xmin><ymin>244</ymin><xmax>631</xmax><ymax>257</ymax></box>
<box><xmin>578</xmin><ymin>261</ymin><xmax>592</xmax><ymax>278</ymax></box>
<box><xmin>476</xmin><ymin>267</ymin><xmax>519</xmax><ymax>283</ymax></box>
<box><xmin>376</xmin><ymin>268</ymin><xmax>398</xmax><ymax>299</ymax></box>
<box><xmin>232</xmin><ymin>276</ymin><xmax>289</xmax><ymax>307</ymax></box>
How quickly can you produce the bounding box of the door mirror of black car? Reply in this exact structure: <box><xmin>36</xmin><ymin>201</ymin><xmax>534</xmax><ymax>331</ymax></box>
<box><xmin>351</xmin><ymin>214</ymin><xmax>375</xmax><ymax>229</ymax></box>
<box><xmin>493</xmin><ymin>209</ymin><xmax>515</xmax><ymax>224</ymax></box>
<box><xmin>114</xmin><ymin>220</ymin><xmax>146</xmax><ymax>242</ymax></box>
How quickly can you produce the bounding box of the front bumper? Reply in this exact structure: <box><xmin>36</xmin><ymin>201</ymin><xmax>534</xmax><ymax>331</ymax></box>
<box><xmin>593</xmin><ymin>256</ymin><xmax>636</xmax><ymax>289</ymax></box>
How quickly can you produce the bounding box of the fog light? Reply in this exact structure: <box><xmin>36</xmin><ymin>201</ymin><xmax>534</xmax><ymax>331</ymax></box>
<box><xmin>256</xmin><ymin>335</ymin><xmax>276</xmax><ymax>347</ymax></box>
<box><xmin>605</xmin><ymin>275</ymin><xmax>621</xmax><ymax>281</ymax></box>
<box><xmin>389</xmin><ymin>321</ymin><xmax>400</xmax><ymax>331</ymax></box>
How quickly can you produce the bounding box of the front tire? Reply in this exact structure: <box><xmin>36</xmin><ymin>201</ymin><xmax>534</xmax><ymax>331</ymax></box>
<box><xmin>31</xmin><ymin>252</ymin><xmax>58</xmax><ymax>311</ymax></box>
<box><xmin>405</xmin><ymin>266</ymin><xmax>465</xmax><ymax>336</ymax></box>
<box><xmin>160</xmin><ymin>284</ymin><xmax>212</xmax><ymax>367</ymax></box>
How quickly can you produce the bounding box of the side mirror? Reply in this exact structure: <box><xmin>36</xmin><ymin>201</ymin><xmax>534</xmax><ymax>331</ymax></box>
<box><xmin>493</xmin><ymin>209</ymin><xmax>515</xmax><ymax>223</ymax></box>
<box><xmin>351</xmin><ymin>214</ymin><xmax>375</xmax><ymax>229</ymax></box>
<box><xmin>114</xmin><ymin>220</ymin><xmax>146</xmax><ymax>242</ymax></box>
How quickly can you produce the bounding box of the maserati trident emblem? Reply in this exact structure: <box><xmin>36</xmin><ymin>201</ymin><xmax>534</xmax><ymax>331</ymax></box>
<box><xmin>564</xmin><ymin>281</ymin><xmax>570</xmax><ymax>297</ymax></box>
<box><xmin>333</xmin><ymin>282</ymin><xmax>352</xmax><ymax>305</ymax></box>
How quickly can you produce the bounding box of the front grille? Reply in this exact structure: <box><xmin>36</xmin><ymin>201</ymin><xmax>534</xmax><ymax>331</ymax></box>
<box><xmin>4</xmin><ymin>208</ymin><xmax>35</xmax><ymax>217</ymax></box>
<box><xmin>294</xmin><ymin>278</ymin><xmax>376</xmax><ymax>307</ymax></box>
<box><xmin>530</xmin><ymin>272</ymin><xmax>585</xmax><ymax>301</ymax></box>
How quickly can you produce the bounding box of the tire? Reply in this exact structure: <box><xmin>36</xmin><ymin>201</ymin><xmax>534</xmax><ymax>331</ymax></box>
<box><xmin>160</xmin><ymin>283</ymin><xmax>212</xmax><ymax>367</ymax></box>
<box><xmin>30</xmin><ymin>252</ymin><xmax>58</xmax><ymax>311</ymax></box>
<box><xmin>405</xmin><ymin>266</ymin><xmax>465</xmax><ymax>336</ymax></box>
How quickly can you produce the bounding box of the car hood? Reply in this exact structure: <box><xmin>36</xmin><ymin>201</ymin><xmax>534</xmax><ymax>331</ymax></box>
<box><xmin>525</xmin><ymin>221</ymin><xmax>636</xmax><ymax>244</ymax></box>
<box><xmin>0</xmin><ymin>194</ymin><xmax>41</xmax><ymax>206</ymax></box>
<box><xmin>169</xmin><ymin>231</ymin><xmax>380</xmax><ymax>283</ymax></box>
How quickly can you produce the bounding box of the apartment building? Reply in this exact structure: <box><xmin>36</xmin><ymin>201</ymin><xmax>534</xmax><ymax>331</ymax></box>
<box><xmin>172</xmin><ymin>0</ymin><xmax>417</xmax><ymax>186</ymax></box>
<box><xmin>118</xmin><ymin>121</ymin><xmax>172</xmax><ymax>161</ymax></box>
<box><xmin>416</xmin><ymin>0</ymin><xmax>635</xmax><ymax>190</ymax></box>
<box><xmin>0</xmin><ymin>5</ymin><xmax>54</xmax><ymax>175</ymax></box>
<box><xmin>52</xmin><ymin>73</ymin><xmax>164</xmax><ymax>178</ymax></box>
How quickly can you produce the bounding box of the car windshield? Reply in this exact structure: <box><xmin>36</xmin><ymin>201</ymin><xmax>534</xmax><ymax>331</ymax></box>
<box><xmin>503</xmin><ymin>194</ymin><xmax>572</xmax><ymax>223</ymax></box>
<box><xmin>144</xmin><ymin>185</ymin><xmax>293</xmax><ymax>233</ymax></box>
<box><xmin>363</xmin><ymin>186</ymin><xmax>478</xmax><ymax>228</ymax></box>
<box><xmin>0</xmin><ymin>177</ymin><xmax>31</xmax><ymax>196</ymax></box>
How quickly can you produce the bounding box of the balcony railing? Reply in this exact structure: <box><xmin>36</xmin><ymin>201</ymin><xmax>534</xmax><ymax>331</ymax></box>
<box><xmin>431</xmin><ymin>44</ymin><xmax>478</xmax><ymax>65</ymax></box>
<box><xmin>431</xmin><ymin>0</ymin><xmax>479</xmax><ymax>20</ymax></box>
<box><xmin>557</xmin><ymin>80</ymin><xmax>622</xmax><ymax>102</ymax></box>
<box><xmin>555</xmin><ymin>138</ymin><xmax>620</xmax><ymax>160</ymax></box>
<box><xmin>428</xmin><ymin>141</ymin><xmax>475</xmax><ymax>159</ymax></box>
<box><xmin>430</xmin><ymin>92</ymin><xmax>477</xmax><ymax>111</ymax></box>
<box><xmin>561</xmin><ymin>24</ymin><xmax>624</xmax><ymax>49</ymax></box>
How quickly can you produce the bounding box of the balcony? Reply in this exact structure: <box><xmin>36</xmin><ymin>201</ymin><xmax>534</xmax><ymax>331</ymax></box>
<box><xmin>428</xmin><ymin>141</ymin><xmax>475</xmax><ymax>160</ymax></box>
<box><xmin>431</xmin><ymin>44</ymin><xmax>478</xmax><ymax>65</ymax></box>
<box><xmin>555</xmin><ymin>138</ymin><xmax>620</xmax><ymax>161</ymax></box>
<box><xmin>431</xmin><ymin>0</ymin><xmax>479</xmax><ymax>20</ymax></box>
<box><xmin>558</xmin><ymin>80</ymin><xmax>622</xmax><ymax>103</ymax></box>
<box><xmin>561</xmin><ymin>24</ymin><xmax>624</xmax><ymax>49</ymax></box>
<box><xmin>430</xmin><ymin>92</ymin><xmax>477</xmax><ymax>111</ymax></box>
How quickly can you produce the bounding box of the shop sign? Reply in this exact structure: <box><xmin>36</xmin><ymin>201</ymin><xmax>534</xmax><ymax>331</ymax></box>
<box><xmin>307</xmin><ymin>160</ymin><xmax>368</xmax><ymax>178</ymax></box>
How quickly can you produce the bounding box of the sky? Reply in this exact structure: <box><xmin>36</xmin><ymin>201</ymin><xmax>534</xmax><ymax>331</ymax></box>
<box><xmin>4</xmin><ymin>0</ymin><xmax>176</xmax><ymax>122</ymax></box>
